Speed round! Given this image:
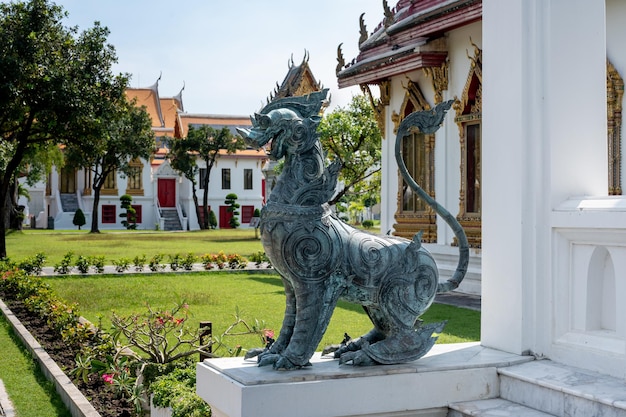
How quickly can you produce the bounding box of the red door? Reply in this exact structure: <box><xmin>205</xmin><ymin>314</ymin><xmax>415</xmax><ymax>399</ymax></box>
<box><xmin>219</xmin><ymin>205</ymin><xmax>232</xmax><ymax>229</ymax></box>
<box><xmin>158</xmin><ymin>178</ymin><xmax>176</xmax><ymax>207</ymax></box>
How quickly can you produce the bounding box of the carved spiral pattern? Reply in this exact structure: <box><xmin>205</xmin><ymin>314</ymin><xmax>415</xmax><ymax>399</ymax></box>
<box><xmin>348</xmin><ymin>234</ymin><xmax>398</xmax><ymax>281</ymax></box>
<box><xmin>282</xmin><ymin>222</ymin><xmax>339</xmax><ymax>283</ymax></box>
<box><xmin>298</xmin><ymin>154</ymin><xmax>323</xmax><ymax>181</ymax></box>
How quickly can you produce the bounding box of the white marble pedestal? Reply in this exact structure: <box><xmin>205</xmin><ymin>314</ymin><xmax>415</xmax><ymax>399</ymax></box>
<box><xmin>196</xmin><ymin>343</ymin><xmax>532</xmax><ymax>417</ymax></box>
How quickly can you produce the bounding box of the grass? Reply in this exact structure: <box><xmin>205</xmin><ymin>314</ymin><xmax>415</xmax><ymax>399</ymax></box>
<box><xmin>6</xmin><ymin>228</ymin><xmax>264</xmax><ymax>265</ymax></box>
<box><xmin>43</xmin><ymin>272</ymin><xmax>480</xmax><ymax>352</ymax></box>
<box><xmin>0</xmin><ymin>314</ymin><xmax>71</xmax><ymax>417</ymax></box>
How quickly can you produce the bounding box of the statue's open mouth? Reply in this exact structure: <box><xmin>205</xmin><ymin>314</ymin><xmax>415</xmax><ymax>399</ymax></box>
<box><xmin>237</xmin><ymin>126</ymin><xmax>283</xmax><ymax>151</ymax></box>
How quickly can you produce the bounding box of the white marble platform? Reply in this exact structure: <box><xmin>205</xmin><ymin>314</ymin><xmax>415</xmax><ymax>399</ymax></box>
<box><xmin>196</xmin><ymin>342</ymin><xmax>533</xmax><ymax>417</ymax></box>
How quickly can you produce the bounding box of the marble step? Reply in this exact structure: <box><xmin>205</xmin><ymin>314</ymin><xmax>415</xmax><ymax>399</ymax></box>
<box><xmin>498</xmin><ymin>360</ymin><xmax>626</xmax><ymax>417</ymax></box>
<box><xmin>448</xmin><ymin>398</ymin><xmax>554</xmax><ymax>416</ymax></box>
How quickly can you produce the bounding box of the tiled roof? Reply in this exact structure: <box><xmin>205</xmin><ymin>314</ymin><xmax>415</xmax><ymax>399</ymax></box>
<box><xmin>337</xmin><ymin>0</ymin><xmax>481</xmax><ymax>87</ymax></box>
<box><xmin>179</xmin><ymin>114</ymin><xmax>252</xmax><ymax>138</ymax></box>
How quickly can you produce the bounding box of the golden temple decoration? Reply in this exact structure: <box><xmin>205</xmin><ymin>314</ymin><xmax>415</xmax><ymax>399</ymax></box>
<box><xmin>360</xmin><ymin>80</ymin><xmax>390</xmax><ymax>137</ymax></box>
<box><xmin>422</xmin><ymin>60</ymin><xmax>449</xmax><ymax>104</ymax></box>
<box><xmin>453</xmin><ymin>39</ymin><xmax>482</xmax><ymax>248</ymax></box>
<box><xmin>383</xmin><ymin>0</ymin><xmax>395</xmax><ymax>29</ymax></box>
<box><xmin>336</xmin><ymin>43</ymin><xmax>345</xmax><ymax>75</ymax></box>
<box><xmin>359</xmin><ymin>13</ymin><xmax>368</xmax><ymax>46</ymax></box>
<box><xmin>607</xmin><ymin>59</ymin><xmax>623</xmax><ymax>195</ymax></box>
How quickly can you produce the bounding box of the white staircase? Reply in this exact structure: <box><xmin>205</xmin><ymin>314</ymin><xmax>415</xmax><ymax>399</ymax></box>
<box><xmin>448</xmin><ymin>360</ymin><xmax>626</xmax><ymax>417</ymax></box>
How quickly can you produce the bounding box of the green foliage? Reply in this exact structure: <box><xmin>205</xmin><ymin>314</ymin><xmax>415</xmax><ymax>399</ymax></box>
<box><xmin>17</xmin><ymin>252</ymin><xmax>46</xmax><ymax>275</ymax></box>
<box><xmin>249</xmin><ymin>251</ymin><xmax>270</xmax><ymax>268</ymax></box>
<box><xmin>318</xmin><ymin>94</ymin><xmax>382</xmax><ymax>206</ymax></box>
<box><xmin>119</xmin><ymin>194</ymin><xmax>137</xmax><ymax>230</ymax></box>
<box><xmin>362</xmin><ymin>220</ymin><xmax>375</xmax><ymax>229</ymax></box>
<box><xmin>208</xmin><ymin>209</ymin><xmax>218</xmax><ymax>229</ymax></box>
<box><xmin>132</xmin><ymin>254</ymin><xmax>147</xmax><ymax>272</ymax></box>
<box><xmin>150</xmin><ymin>366</ymin><xmax>210</xmax><ymax>417</ymax></box>
<box><xmin>224</xmin><ymin>193</ymin><xmax>240</xmax><ymax>229</ymax></box>
<box><xmin>73</xmin><ymin>209</ymin><xmax>86</xmax><ymax>230</ymax></box>
<box><xmin>0</xmin><ymin>0</ymin><xmax>135</xmax><ymax>252</ymax></box>
<box><xmin>169</xmin><ymin>253</ymin><xmax>183</xmax><ymax>271</ymax></box>
<box><xmin>53</xmin><ymin>251</ymin><xmax>74</xmax><ymax>274</ymax></box>
<box><xmin>75</xmin><ymin>255</ymin><xmax>91</xmax><ymax>274</ymax></box>
<box><xmin>148</xmin><ymin>254</ymin><xmax>166</xmax><ymax>272</ymax></box>
<box><xmin>90</xmin><ymin>255</ymin><xmax>106</xmax><ymax>273</ymax></box>
<box><xmin>112</xmin><ymin>257</ymin><xmax>131</xmax><ymax>273</ymax></box>
<box><xmin>181</xmin><ymin>253</ymin><xmax>198</xmax><ymax>271</ymax></box>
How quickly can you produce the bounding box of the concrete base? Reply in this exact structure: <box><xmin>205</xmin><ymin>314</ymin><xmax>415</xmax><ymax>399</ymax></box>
<box><xmin>196</xmin><ymin>343</ymin><xmax>532</xmax><ymax>417</ymax></box>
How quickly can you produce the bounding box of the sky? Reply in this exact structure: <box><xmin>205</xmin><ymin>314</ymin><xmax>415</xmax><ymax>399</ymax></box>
<box><xmin>53</xmin><ymin>0</ymin><xmax>385</xmax><ymax>116</ymax></box>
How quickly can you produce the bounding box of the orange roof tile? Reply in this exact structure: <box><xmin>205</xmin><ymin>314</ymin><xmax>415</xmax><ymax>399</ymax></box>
<box><xmin>179</xmin><ymin>113</ymin><xmax>251</xmax><ymax>138</ymax></box>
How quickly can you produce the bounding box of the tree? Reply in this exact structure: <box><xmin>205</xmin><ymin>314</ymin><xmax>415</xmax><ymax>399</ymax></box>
<box><xmin>119</xmin><ymin>194</ymin><xmax>136</xmax><ymax>230</ymax></box>
<box><xmin>317</xmin><ymin>94</ymin><xmax>382</xmax><ymax>206</ymax></box>
<box><xmin>73</xmin><ymin>209</ymin><xmax>86</xmax><ymax>230</ymax></box>
<box><xmin>224</xmin><ymin>193</ymin><xmax>240</xmax><ymax>229</ymax></box>
<box><xmin>64</xmin><ymin>97</ymin><xmax>154</xmax><ymax>233</ymax></box>
<box><xmin>168</xmin><ymin>126</ymin><xmax>245</xmax><ymax>230</ymax></box>
<box><xmin>208</xmin><ymin>210</ymin><xmax>217</xmax><ymax>229</ymax></box>
<box><xmin>0</xmin><ymin>0</ymin><xmax>129</xmax><ymax>257</ymax></box>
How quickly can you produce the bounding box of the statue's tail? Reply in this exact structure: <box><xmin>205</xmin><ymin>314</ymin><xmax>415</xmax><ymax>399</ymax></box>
<box><xmin>394</xmin><ymin>101</ymin><xmax>469</xmax><ymax>293</ymax></box>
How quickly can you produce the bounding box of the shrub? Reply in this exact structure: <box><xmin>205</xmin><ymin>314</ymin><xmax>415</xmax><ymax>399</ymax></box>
<box><xmin>17</xmin><ymin>252</ymin><xmax>46</xmax><ymax>275</ymax></box>
<box><xmin>208</xmin><ymin>210</ymin><xmax>217</xmax><ymax>230</ymax></box>
<box><xmin>75</xmin><ymin>255</ymin><xmax>91</xmax><ymax>274</ymax></box>
<box><xmin>211</xmin><ymin>251</ymin><xmax>228</xmax><ymax>269</ymax></box>
<box><xmin>249</xmin><ymin>251</ymin><xmax>269</xmax><ymax>268</ymax></box>
<box><xmin>181</xmin><ymin>253</ymin><xmax>197</xmax><ymax>271</ymax></box>
<box><xmin>133</xmin><ymin>255</ymin><xmax>147</xmax><ymax>272</ymax></box>
<box><xmin>224</xmin><ymin>193</ymin><xmax>240</xmax><ymax>229</ymax></box>
<box><xmin>112</xmin><ymin>258</ymin><xmax>131</xmax><ymax>273</ymax></box>
<box><xmin>90</xmin><ymin>256</ymin><xmax>106</xmax><ymax>273</ymax></box>
<box><xmin>120</xmin><ymin>194</ymin><xmax>137</xmax><ymax>230</ymax></box>
<box><xmin>200</xmin><ymin>254</ymin><xmax>213</xmax><ymax>270</ymax></box>
<box><xmin>148</xmin><ymin>254</ymin><xmax>165</xmax><ymax>272</ymax></box>
<box><xmin>169</xmin><ymin>254</ymin><xmax>183</xmax><ymax>271</ymax></box>
<box><xmin>227</xmin><ymin>253</ymin><xmax>247</xmax><ymax>269</ymax></box>
<box><xmin>362</xmin><ymin>219</ymin><xmax>375</xmax><ymax>229</ymax></box>
<box><xmin>73</xmin><ymin>209</ymin><xmax>86</xmax><ymax>230</ymax></box>
<box><xmin>54</xmin><ymin>251</ymin><xmax>74</xmax><ymax>275</ymax></box>
<box><xmin>150</xmin><ymin>366</ymin><xmax>210</xmax><ymax>417</ymax></box>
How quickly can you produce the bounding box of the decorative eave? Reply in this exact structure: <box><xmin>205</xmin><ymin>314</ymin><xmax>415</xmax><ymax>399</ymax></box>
<box><xmin>337</xmin><ymin>0</ymin><xmax>481</xmax><ymax>88</ymax></box>
<box><xmin>338</xmin><ymin>40</ymin><xmax>447</xmax><ymax>88</ymax></box>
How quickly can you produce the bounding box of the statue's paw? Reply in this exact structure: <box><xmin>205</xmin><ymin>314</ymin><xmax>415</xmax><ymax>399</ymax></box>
<box><xmin>245</xmin><ymin>347</ymin><xmax>267</xmax><ymax>360</ymax></box>
<box><xmin>338</xmin><ymin>350</ymin><xmax>377</xmax><ymax>366</ymax></box>
<box><xmin>257</xmin><ymin>353</ymin><xmax>280</xmax><ymax>367</ymax></box>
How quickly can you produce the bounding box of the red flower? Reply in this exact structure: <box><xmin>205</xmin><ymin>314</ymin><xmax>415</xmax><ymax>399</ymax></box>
<box><xmin>102</xmin><ymin>373</ymin><xmax>115</xmax><ymax>384</ymax></box>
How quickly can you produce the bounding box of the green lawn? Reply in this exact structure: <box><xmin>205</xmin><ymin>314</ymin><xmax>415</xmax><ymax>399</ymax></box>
<box><xmin>6</xmin><ymin>228</ymin><xmax>264</xmax><ymax>265</ymax></box>
<box><xmin>44</xmin><ymin>271</ymin><xmax>480</xmax><ymax>352</ymax></box>
<box><xmin>0</xmin><ymin>314</ymin><xmax>71</xmax><ymax>417</ymax></box>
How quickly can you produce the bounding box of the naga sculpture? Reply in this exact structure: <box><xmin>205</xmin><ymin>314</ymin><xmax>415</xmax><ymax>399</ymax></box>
<box><xmin>238</xmin><ymin>89</ymin><xmax>468</xmax><ymax>370</ymax></box>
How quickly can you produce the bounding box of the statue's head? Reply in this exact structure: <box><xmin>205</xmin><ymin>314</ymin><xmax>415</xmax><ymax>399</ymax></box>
<box><xmin>237</xmin><ymin>89</ymin><xmax>329</xmax><ymax>161</ymax></box>
<box><xmin>239</xmin><ymin>109</ymin><xmax>302</xmax><ymax>160</ymax></box>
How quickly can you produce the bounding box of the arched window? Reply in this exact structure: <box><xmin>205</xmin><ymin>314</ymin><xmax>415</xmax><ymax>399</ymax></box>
<box><xmin>392</xmin><ymin>80</ymin><xmax>437</xmax><ymax>242</ymax></box>
<box><xmin>126</xmin><ymin>158</ymin><xmax>144</xmax><ymax>196</ymax></box>
<box><xmin>454</xmin><ymin>41</ymin><xmax>482</xmax><ymax>248</ymax></box>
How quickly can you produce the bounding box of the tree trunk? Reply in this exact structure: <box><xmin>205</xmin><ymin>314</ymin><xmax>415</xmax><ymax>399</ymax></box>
<box><xmin>90</xmin><ymin>186</ymin><xmax>102</xmax><ymax>233</ymax></box>
<box><xmin>191</xmin><ymin>183</ymin><xmax>203</xmax><ymax>230</ymax></box>
<box><xmin>202</xmin><ymin>181</ymin><xmax>210</xmax><ymax>230</ymax></box>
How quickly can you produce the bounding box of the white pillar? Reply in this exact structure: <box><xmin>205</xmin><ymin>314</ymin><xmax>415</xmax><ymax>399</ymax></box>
<box><xmin>481</xmin><ymin>0</ymin><xmax>607</xmax><ymax>354</ymax></box>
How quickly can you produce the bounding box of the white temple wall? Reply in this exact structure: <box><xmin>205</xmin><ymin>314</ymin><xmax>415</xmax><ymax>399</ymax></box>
<box><xmin>481</xmin><ymin>0</ymin><xmax>626</xmax><ymax>379</ymax></box>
